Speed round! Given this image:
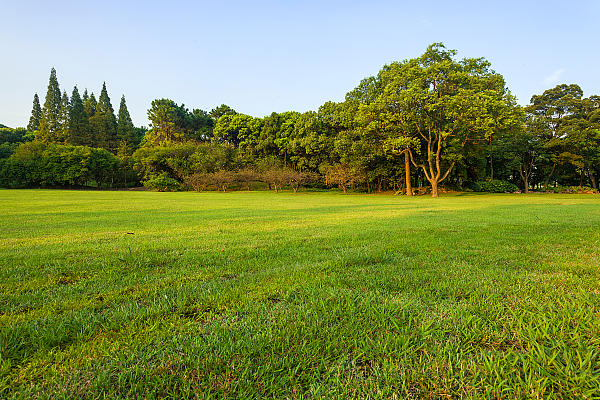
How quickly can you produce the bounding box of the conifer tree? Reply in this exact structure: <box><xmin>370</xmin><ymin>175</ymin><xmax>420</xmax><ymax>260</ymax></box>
<box><xmin>90</xmin><ymin>82</ymin><xmax>118</xmax><ymax>152</ymax></box>
<box><xmin>67</xmin><ymin>86</ymin><xmax>91</xmax><ymax>146</ymax></box>
<box><xmin>37</xmin><ymin>68</ymin><xmax>62</xmax><ymax>143</ymax></box>
<box><xmin>84</xmin><ymin>91</ymin><xmax>98</xmax><ymax>147</ymax></box>
<box><xmin>27</xmin><ymin>93</ymin><xmax>42</xmax><ymax>132</ymax></box>
<box><xmin>58</xmin><ymin>90</ymin><xmax>69</xmax><ymax>143</ymax></box>
<box><xmin>117</xmin><ymin>95</ymin><xmax>137</xmax><ymax>154</ymax></box>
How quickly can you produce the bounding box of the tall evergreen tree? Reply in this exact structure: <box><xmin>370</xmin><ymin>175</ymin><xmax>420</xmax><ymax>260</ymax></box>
<box><xmin>117</xmin><ymin>95</ymin><xmax>137</xmax><ymax>154</ymax></box>
<box><xmin>37</xmin><ymin>68</ymin><xmax>62</xmax><ymax>143</ymax></box>
<box><xmin>58</xmin><ymin>90</ymin><xmax>69</xmax><ymax>143</ymax></box>
<box><xmin>27</xmin><ymin>93</ymin><xmax>42</xmax><ymax>132</ymax></box>
<box><xmin>90</xmin><ymin>82</ymin><xmax>118</xmax><ymax>152</ymax></box>
<box><xmin>67</xmin><ymin>86</ymin><xmax>91</xmax><ymax>146</ymax></box>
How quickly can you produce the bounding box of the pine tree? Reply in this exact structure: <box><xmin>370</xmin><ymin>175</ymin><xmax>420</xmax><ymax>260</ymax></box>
<box><xmin>91</xmin><ymin>82</ymin><xmax>118</xmax><ymax>153</ymax></box>
<box><xmin>58</xmin><ymin>90</ymin><xmax>69</xmax><ymax>143</ymax></box>
<box><xmin>84</xmin><ymin>91</ymin><xmax>98</xmax><ymax>147</ymax></box>
<box><xmin>67</xmin><ymin>86</ymin><xmax>91</xmax><ymax>146</ymax></box>
<box><xmin>37</xmin><ymin>68</ymin><xmax>62</xmax><ymax>143</ymax></box>
<box><xmin>117</xmin><ymin>95</ymin><xmax>137</xmax><ymax>154</ymax></box>
<box><xmin>27</xmin><ymin>93</ymin><xmax>42</xmax><ymax>132</ymax></box>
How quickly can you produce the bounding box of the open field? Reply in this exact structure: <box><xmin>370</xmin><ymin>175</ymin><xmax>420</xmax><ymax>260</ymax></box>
<box><xmin>1</xmin><ymin>189</ymin><xmax>599</xmax><ymax>399</ymax></box>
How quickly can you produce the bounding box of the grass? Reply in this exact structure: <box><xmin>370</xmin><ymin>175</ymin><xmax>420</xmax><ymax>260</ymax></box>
<box><xmin>0</xmin><ymin>189</ymin><xmax>599</xmax><ymax>399</ymax></box>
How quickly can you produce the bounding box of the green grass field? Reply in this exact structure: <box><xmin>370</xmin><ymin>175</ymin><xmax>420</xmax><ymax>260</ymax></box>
<box><xmin>1</xmin><ymin>189</ymin><xmax>599</xmax><ymax>399</ymax></box>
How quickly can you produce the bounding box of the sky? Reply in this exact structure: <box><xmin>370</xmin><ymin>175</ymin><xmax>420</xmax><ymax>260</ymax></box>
<box><xmin>1</xmin><ymin>0</ymin><xmax>599</xmax><ymax>129</ymax></box>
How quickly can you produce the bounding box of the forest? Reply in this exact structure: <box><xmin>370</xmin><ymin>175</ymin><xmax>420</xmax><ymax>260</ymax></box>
<box><xmin>1</xmin><ymin>44</ymin><xmax>599</xmax><ymax>197</ymax></box>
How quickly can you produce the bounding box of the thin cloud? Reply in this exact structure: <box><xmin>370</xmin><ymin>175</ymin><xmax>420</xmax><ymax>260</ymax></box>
<box><xmin>542</xmin><ymin>69</ymin><xmax>565</xmax><ymax>86</ymax></box>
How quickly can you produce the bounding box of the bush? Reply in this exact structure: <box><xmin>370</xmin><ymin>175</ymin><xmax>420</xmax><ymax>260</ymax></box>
<box><xmin>478</xmin><ymin>180</ymin><xmax>519</xmax><ymax>193</ymax></box>
<box><xmin>552</xmin><ymin>185</ymin><xmax>598</xmax><ymax>194</ymax></box>
<box><xmin>143</xmin><ymin>173</ymin><xmax>180</xmax><ymax>191</ymax></box>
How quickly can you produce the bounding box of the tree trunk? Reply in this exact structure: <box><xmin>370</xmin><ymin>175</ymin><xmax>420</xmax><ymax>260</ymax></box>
<box><xmin>430</xmin><ymin>179</ymin><xmax>439</xmax><ymax>197</ymax></box>
<box><xmin>589</xmin><ymin>170</ymin><xmax>598</xmax><ymax>190</ymax></box>
<box><xmin>543</xmin><ymin>163</ymin><xmax>556</xmax><ymax>191</ymax></box>
<box><xmin>404</xmin><ymin>150</ymin><xmax>413</xmax><ymax>196</ymax></box>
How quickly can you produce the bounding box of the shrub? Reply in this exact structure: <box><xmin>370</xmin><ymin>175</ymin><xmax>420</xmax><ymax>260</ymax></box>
<box><xmin>478</xmin><ymin>180</ymin><xmax>519</xmax><ymax>193</ymax></box>
<box><xmin>143</xmin><ymin>173</ymin><xmax>180</xmax><ymax>191</ymax></box>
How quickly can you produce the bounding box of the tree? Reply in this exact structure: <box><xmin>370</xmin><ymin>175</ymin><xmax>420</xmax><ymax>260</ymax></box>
<box><xmin>560</xmin><ymin>94</ymin><xmax>600</xmax><ymax>188</ymax></box>
<box><xmin>212</xmin><ymin>113</ymin><xmax>263</xmax><ymax>155</ymax></box>
<box><xmin>210</xmin><ymin>104</ymin><xmax>237</xmax><ymax>120</ymax></box>
<box><xmin>324</xmin><ymin>164</ymin><xmax>362</xmax><ymax>193</ymax></box>
<box><xmin>27</xmin><ymin>94</ymin><xmax>42</xmax><ymax>133</ymax></box>
<box><xmin>212</xmin><ymin>170</ymin><xmax>236</xmax><ymax>192</ymax></box>
<box><xmin>37</xmin><ymin>68</ymin><xmax>62</xmax><ymax>144</ymax></box>
<box><xmin>146</xmin><ymin>99</ymin><xmax>211</xmax><ymax>144</ymax></box>
<box><xmin>525</xmin><ymin>84</ymin><xmax>585</xmax><ymax>189</ymax></box>
<box><xmin>385</xmin><ymin>44</ymin><xmax>522</xmax><ymax>197</ymax></box>
<box><xmin>117</xmin><ymin>95</ymin><xmax>137</xmax><ymax>153</ymax></box>
<box><xmin>90</xmin><ymin>82</ymin><xmax>118</xmax><ymax>152</ymax></box>
<box><xmin>67</xmin><ymin>86</ymin><xmax>92</xmax><ymax>147</ymax></box>
<box><xmin>58</xmin><ymin>90</ymin><xmax>69</xmax><ymax>143</ymax></box>
<box><xmin>262</xmin><ymin>168</ymin><xmax>292</xmax><ymax>193</ymax></box>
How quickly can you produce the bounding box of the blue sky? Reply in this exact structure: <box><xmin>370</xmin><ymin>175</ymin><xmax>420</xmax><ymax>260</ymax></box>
<box><xmin>1</xmin><ymin>0</ymin><xmax>599</xmax><ymax>129</ymax></box>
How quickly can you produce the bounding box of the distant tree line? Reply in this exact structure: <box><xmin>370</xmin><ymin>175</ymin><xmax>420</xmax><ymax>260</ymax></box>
<box><xmin>1</xmin><ymin>44</ymin><xmax>599</xmax><ymax>196</ymax></box>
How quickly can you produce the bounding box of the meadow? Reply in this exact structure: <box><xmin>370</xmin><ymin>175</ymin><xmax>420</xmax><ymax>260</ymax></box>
<box><xmin>0</xmin><ymin>189</ymin><xmax>599</xmax><ymax>399</ymax></box>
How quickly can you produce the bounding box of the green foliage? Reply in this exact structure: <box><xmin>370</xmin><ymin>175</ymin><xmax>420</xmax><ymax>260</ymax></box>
<box><xmin>133</xmin><ymin>142</ymin><xmax>237</xmax><ymax>184</ymax></box>
<box><xmin>90</xmin><ymin>82</ymin><xmax>118</xmax><ymax>153</ymax></box>
<box><xmin>213</xmin><ymin>113</ymin><xmax>263</xmax><ymax>156</ymax></box>
<box><xmin>146</xmin><ymin>99</ymin><xmax>214</xmax><ymax>145</ymax></box>
<box><xmin>13</xmin><ymin>47</ymin><xmax>600</xmax><ymax>195</ymax></box>
<box><xmin>0</xmin><ymin>142</ymin><xmax>120</xmax><ymax>188</ymax></box>
<box><xmin>83</xmin><ymin>90</ymin><xmax>97</xmax><ymax>118</ymax></box>
<box><xmin>27</xmin><ymin>93</ymin><xmax>42</xmax><ymax>132</ymax></box>
<box><xmin>0</xmin><ymin>127</ymin><xmax>30</xmax><ymax>144</ymax></box>
<box><xmin>0</xmin><ymin>143</ymin><xmax>18</xmax><ymax>159</ymax></box>
<box><xmin>478</xmin><ymin>179</ymin><xmax>519</xmax><ymax>193</ymax></box>
<box><xmin>143</xmin><ymin>172</ymin><xmax>181</xmax><ymax>191</ymax></box>
<box><xmin>117</xmin><ymin>95</ymin><xmax>138</xmax><ymax>154</ymax></box>
<box><xmin>66</xmin><ymin>86</ymin><xmax>92</xmax><ymax>147</ymax></box>
<box><xmin>37</xmin><ymin>68</ymin><xmax>62</xmax><ymax>144</ymax></box>
<box><xmin>209</xmin><ymin>103</ymin><xmax>237</xmax><ymax>120</ymax></box>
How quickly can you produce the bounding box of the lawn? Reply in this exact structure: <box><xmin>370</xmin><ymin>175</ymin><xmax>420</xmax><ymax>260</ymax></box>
<box><xmin>0</xmin><ymin>189</ymin><xmax>599</xmax><ymax>399</ymax></box>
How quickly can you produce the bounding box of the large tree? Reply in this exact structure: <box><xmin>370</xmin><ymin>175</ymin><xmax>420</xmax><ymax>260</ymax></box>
<box><xmin>525</xmin><ymin>84</ymin><xmax>585</xmax><ymax>189</ymax></box>
<box><xmin>90</xmin><ymin>82</ymin><xmax>118</xmax><ymax>152</ymax></box>
<box><xmin>67</xmin><ymin>86</ymin><xmax>92</xmax><ymax>147</ymax></box>
<box><xmin>117</xmin><ymin>95</ymin><xmax>137</xmax><ymax>154</ymax></box>
<box><xmin>383</xmin><ymin>44</ymin><xmax>522</xmax><ymax>197</ymax></box>
<box><xmin>37</xmin><ymin>68</ymin><xmax>62</xmax><ymax>143</ymax></box>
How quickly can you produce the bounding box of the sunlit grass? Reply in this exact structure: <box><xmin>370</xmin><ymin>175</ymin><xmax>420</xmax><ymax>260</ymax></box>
<box><xmin>1</xmin><ymin>189</ymin><xmax>599</xmax><ymax>398</ymax></box>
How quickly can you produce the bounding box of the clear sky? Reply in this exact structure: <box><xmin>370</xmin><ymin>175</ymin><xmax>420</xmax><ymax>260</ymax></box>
<box><xmin>1</xmin><ymin>0</ymin><xmax>599</xmax><ymax>129</ymax></box>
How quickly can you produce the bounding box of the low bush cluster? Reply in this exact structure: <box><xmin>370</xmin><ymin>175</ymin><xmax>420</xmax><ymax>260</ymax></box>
<box><xmin>551</xmin><ymin>185</ymin><xmax>598</xmax><ymax>194</ymax></box>
<box><xmin>146</xmin><ymin>168</ymin><xmax>318</xmax><ymax>193</ymax></box>
<box><xmin>0</xmin><ymin>143</ymin><xmax>125</xmax><ymax>188</ymax></box>
<box><xmin>477</xmin><ymin>180</ymin><xmax>519</xmax><ymax>193</ymax></box>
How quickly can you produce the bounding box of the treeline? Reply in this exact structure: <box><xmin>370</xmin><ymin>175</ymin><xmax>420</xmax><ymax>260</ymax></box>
<box><xmin>2</xmin><ymin>44</ymin><xmax>599</xmax><ymax>196</ymax></box>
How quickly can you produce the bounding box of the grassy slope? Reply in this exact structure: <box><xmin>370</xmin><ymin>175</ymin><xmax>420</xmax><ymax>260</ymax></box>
<box><xmin>0</xmin><ymin>190</ymin><xmax>599</xmax><ymax>399</ymax></box>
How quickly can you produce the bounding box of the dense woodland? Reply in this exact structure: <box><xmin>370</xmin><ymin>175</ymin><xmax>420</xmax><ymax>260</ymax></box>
<box><xmin>1</xmin><ymin>44</ymin><xmax>599</xmax><ymax>197</ymax></box>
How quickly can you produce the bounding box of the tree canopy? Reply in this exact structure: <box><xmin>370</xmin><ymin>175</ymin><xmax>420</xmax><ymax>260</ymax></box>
<box><xmin>4</xmin><ymin>48</ymin><xmax>600</xmax><ymax>194</ymax></box>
